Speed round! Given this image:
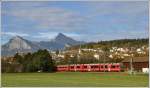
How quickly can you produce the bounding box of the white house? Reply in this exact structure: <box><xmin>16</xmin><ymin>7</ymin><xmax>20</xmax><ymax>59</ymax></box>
<box><xmin>94</xmin><ymin>54</ymin><xmax>99</xmax><ymax>60</ymax></box>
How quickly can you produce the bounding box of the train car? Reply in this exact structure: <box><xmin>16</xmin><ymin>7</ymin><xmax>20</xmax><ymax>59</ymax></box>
<box><xmin>69</xmin><ymin>64</ymin><xmax>87</xmax><ymax>72</ymax></box>
<box><xmin>57</xmin><ymin>65</ymin><xmax>69</xmax><ymax>72</ymax></box>
<box><xmin>81</xmin><ymin>64</ymin><xmax>91</xmax><ymax>72</ymax></box>
<box><xmin>90</xmin><ymin>64</ymin><xmax>100</xmax><ymax>72</ymax></box>
<box><xmin>109</xmin><ymin>63</ymin><xmax>121</xmax><ymax>72</ymax></box>
<box><xmin>56</xmin><ymin>63</ymin><xmax>121</xmax><ymax>72</ymax></box>
<box><xmin>69</xmin><ymin>65</ymin><xmax>76</xmax><ymax>71</ymax></box>
<box><xmin>76</xmin><ymin>64</ymin><xmax>83</xmax><ymax>71</ymax></box>
<box><xmin>99</xmin><ymin>64</ymin><xmax>110</xmax><ymax>72</ymax></box>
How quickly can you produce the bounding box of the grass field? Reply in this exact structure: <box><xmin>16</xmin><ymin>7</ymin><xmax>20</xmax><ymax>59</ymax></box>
<box><xmin>2</xmin><ymin>72</ymin><xmax>149</xmax><ymax>87</ymax></box>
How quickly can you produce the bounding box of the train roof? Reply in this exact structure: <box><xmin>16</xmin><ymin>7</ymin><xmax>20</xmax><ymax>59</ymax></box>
<box><xmin>57</xmin><ymin>63</ymin><xmax>120</xmax><ymax>67</ymax></box>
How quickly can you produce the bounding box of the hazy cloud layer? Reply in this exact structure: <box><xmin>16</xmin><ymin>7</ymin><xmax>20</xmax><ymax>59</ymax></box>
<box><xmin>2</xmin><ymin>1</ymin><xmax>148</xmax><ymax>44</ymax></box>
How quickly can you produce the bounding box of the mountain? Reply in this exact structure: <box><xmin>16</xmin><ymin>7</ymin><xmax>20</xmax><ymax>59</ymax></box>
<box><xmin>38</xmin><ymin>33</ymin><xmax>84</xmax><ymax>50</ymax></box>
<box><xmin>2</xmin><ymin>33</ymin><xmax>84</xmax><ymax>56</ymax></box>
<box><xmin>54</xmin><ymin>33</ymin><xmax>81</xmax><ymax>45</ymax></box>
<box><xmin>2</xmin><ymin>36</ymin><xmax>41</xmax><ymax>56</ymax></box>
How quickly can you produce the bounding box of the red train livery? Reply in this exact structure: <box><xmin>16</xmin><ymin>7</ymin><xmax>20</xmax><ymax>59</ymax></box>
<box><xmin>57</xmin><ymin>63</ymin><xmax>121</xmax><ymax>72</ymax></box>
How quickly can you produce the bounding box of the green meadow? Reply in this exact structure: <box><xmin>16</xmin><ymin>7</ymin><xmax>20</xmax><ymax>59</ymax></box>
<box><xmin>2</xmin><ymin>72</ymin><xmax>148</xmax><ymax>87</ymax></box>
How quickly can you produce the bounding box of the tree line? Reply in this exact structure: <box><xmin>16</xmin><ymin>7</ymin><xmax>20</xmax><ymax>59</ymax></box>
<box><xmin>2</xmin><ymin>49</ymin><xmax>55</xmax><ymax>73</ymax></box>
<box><xmin>68</xmin><ymin>38</ymin><xmax>148</xmax><ymax>50</ymax></box>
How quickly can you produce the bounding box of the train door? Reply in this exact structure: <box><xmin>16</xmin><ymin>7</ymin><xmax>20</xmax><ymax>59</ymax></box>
<box><xmin>88</xmin><ymin>64</ymin><xmax>91</xmax><ymax>72</ymax></box>
<box><xmin>108</xmin><ymin>64</ymin><xmax>111</xmax><ymax>72</ymax></box>
<box><xmin>74</xmin><ymin>65</ymin><xmax>77</xmax><ymax>72</ymax></box>
<box><xmin>100</xmin><ymin>64</ymin><xmax>104</xmax><ymax>72</ymax></box>
<box><xmin>70</xmin><ymin>65</ymin><xmax>74</xmax><ymax>71</ymax></box>
<box><xmin>76</xmin><ymin>65</ymin><xmax>80</xmax><ymax>71</ymax></box>
<box><xmin>104</xmin><ymin>64</ymin><xmax>109</xmax><ymax>72</ymax></box>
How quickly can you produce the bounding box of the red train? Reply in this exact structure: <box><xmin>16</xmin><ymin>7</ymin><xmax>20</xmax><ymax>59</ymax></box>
<box><xmin>57</xmin><ymin>63</ymin><xmax>121</xmax><ymax>72</ymax></box>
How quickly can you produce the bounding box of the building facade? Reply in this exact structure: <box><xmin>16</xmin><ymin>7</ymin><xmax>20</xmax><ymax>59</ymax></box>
<box><xmin>122</xmin><ymin>57</ymin><xmax>149</xmax><ymax>72</ymax></box>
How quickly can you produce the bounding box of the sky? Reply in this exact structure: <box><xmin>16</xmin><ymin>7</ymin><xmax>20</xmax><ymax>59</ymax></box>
<box><xmin>1</xmin><ymin>1</ymin><xmax>149</xmax><ymax>44</ymax></box>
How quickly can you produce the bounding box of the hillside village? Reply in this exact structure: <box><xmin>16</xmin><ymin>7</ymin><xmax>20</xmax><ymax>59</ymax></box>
<box><xmin>2</xmin><ymin>38</ymin><xmax>149</xmax><ymax>64</ymax></box>
<box><xmin>50</xmin><ymin>38</ymin><xmax>148</xmax><ymax>64</ymax></box>
<box><xmin>51</xmin><ymin>40</ymin><xmax>149</xmax><ymax>73</ymax></box>
<box><xmin>52</xmin><ymin>45</ymin><xmax>149</xmax><ymax>64</ymax></box>
<box><xmin>2</xmin><ymin>38</ymin><xmax>149</xmax><ymax>73</ymax></box>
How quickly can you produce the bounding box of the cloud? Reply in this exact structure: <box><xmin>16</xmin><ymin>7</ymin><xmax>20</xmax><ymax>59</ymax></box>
<box><xmin>2</xmin><ymin>2</ymin><xmax>148</xmax><ymax>33</ymax></box>
<box><xmin>32</xmin><ymin>32</ymin><xmax>82</xmax><ymax>41</ymax></box>
<box><xmin>1</xmin><ymin>1</ymin><xmax>148</xmax><ymax>43</ymax></box>
<box><xmin>32</xmin><ymin>32</ymin><xmax>58</xmax><ymax>40</ymax></box>
<box><xmin>1</xmin><ymin>32</ymin><xmax>29</xmax><ymax>37</ymax></box>
<box><xmin>85</xmin><ymin>2</ymin><xmax>148</xmax><ymax>17</ymax></box>
<box><xmin>3</xmin><ymin>6</ymin><xmax>87</xmax><ymax>32</ymax></box>
<box><xmin>2</xmin><ymin>1</ymin><xmax>46</xmax><ymax>8</ymax></box>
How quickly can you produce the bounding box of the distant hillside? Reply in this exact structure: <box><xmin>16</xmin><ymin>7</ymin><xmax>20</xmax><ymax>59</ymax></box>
<box><xmin>69</xmin><ymin>38</ymin><xmax>149</xmax><ymax>50</ymax></box>
<box><xmin>2</xmin><ymin>33</ymin><xmax>84</xmax><ymax>56</ymax></box>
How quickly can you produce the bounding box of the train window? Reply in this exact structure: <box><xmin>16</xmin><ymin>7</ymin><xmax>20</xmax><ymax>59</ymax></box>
<box><xmin>116</xmin><ymin>66</ymin><xmax>119</xmax><ymax>68</ymax></box>
<box><xmin>91</xmin><ymin>66</ymin><xmax>98</xmax><ymax>68</ymax></box>
<box><xmin>71</xmin><ymin>66</ymin><xmax>74</xmax><ymax>69</ymax></box>
<box><xmin>111</xmin><ymin>65</ymin><xmax>116</xmax><ymax>68</ymax></box>
<box><xmin>101</xmin><ymin>66</ymin><xmax>103</xmax><ymax>68</ymax></box>
<box><xmin>84</xmin><ymin>66</ymin><xmax>87</xmax><ymax>68</ymax></box>
<box><xmin>77</xmin><ymin>66</ymin><xmax>80</xmax><ymax>68</ymax></box>
<box><xmin>91</xmin><ymin>66</ymin><xmax>94</xmax><ymax>68</ymax></box>
<box><xmin>95</xmin><ymin>66</ymin><xmax>99</xmax><ymax>68</ymax></box>
<box><xmin>105</xmin><ymin>65</ymin><xmax>108</xmax><ymax>68</ymax></box>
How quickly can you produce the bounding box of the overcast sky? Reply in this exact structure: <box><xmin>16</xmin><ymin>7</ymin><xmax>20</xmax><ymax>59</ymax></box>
<box><xmin>1</xmin><ymin>1</ymin><xmax>149</xmax><ymax>44</ymax></box>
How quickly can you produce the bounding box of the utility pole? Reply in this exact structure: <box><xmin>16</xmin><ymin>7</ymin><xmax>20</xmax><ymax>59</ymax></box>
<box><xmin>130</xmin><ymin>54</ymin><xmax>134</xmax><ymax>75</ymax></box>
<box><xmin>102</xmin><ymin>47</ymin><xmax>108</xmax><ymax>73</ymax></box>
<box><xmin>103</xmin><ymin>52</ymin><xmax>106</xmax><ymax>72</ymax></box>
<box><xmin>76</xmin><ymin>44</ymin><xmax>81</xmax><ymax>72</ymax></box>
<box><xmin>130</xmin><ymin>57</ymin><xmax>133</xmax><ymax>74</ymax></box>
<box><xmin>97</xmin><ymin>50</ymin><xmax>100</xmax><ymax>71</ymax></box>
<box><xmin>98</xmin><ymin>52</ymin><xmax>100</xmax><ymax>71</ymax></box>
